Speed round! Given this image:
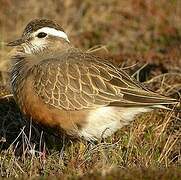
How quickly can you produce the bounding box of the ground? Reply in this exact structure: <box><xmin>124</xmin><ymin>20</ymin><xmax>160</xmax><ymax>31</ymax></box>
<box><xmin>0</xmin><ymin>0</ymin><xmax>181</xmax><ymax>179</ymax></box>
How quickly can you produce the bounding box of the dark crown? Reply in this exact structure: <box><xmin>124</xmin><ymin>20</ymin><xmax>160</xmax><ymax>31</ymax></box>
<box><xmin>22</xmin><ymin>19</ymin><xmax>65</xmax><ymax>37</ymax></box>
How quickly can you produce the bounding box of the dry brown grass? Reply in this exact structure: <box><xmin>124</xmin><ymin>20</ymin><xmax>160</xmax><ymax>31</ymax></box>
<box><xmin>0</xmin><ymin>0</ymin><xmax>181</xmax><ymax>179</ymax></box>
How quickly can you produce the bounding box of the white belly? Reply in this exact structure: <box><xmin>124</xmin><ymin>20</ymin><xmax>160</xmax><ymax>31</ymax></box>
<box><xmin>79</xmin><ymin>107</ymin><xmax>151</xmax><ymax>141</ymax></box>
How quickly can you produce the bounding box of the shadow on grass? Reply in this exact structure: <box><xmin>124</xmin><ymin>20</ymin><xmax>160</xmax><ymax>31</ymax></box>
<box><xmin>0</xmin><ymin>97</ymin><xmax>73</xmax><ymax>155</ymax></box>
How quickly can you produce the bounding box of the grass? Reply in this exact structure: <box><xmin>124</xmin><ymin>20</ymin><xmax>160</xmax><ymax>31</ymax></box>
<box><xmin>0</xmin><ymin>0</ymin><xmax>181</xmax><ymax>179</ymax></box>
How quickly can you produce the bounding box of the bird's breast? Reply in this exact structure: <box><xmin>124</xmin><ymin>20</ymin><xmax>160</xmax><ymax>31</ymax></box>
<box><xmin>13</xmin><ymin>75</ymin><xmax>89</xmax><ymax>136</ymax></box>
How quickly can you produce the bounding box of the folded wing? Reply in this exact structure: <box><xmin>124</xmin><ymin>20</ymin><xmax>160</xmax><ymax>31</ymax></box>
<box><xmin>33</xmin><ymin>51</ymin><xmax>178</xmax><ymax>110</ymax></box>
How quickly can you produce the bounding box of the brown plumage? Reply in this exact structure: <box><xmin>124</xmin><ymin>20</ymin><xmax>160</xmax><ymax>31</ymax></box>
<box><xmin>8</xmin><ymin>19</ymin><xmax>179</xmax><ymax>141</ymax></box>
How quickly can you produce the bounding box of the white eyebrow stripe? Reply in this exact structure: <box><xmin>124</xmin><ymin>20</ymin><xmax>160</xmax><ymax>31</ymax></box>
<box><xmin>35</xmin><ymin>27</ymin><xmax>70</xmax><ymax>42</ymax></box>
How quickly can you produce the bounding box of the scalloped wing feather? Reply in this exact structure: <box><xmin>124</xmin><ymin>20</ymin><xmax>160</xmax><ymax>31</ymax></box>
<box><xmin>33</xmin><ymin>50</ymin><xmax>177</xmax><ymax>110</ymax></box>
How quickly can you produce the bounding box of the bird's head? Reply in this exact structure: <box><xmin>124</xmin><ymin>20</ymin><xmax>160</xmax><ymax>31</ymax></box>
<box><xmin>7</xmin><ymin>19</ymin><xmax>70</xmax><ymax>54</ymax></box>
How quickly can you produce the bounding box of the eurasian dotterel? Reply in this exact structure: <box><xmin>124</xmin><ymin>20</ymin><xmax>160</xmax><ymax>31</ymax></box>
<box><xmin>8</xmin><ymin>19</ymin><xmax>179</xmax><ymax>141</ymax></box>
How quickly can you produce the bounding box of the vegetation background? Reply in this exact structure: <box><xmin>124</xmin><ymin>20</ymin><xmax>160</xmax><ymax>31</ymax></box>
<box><xmin>0</xmin><ymin>0</ymin><xmax>181</xmax><ymax>179</ymax></box>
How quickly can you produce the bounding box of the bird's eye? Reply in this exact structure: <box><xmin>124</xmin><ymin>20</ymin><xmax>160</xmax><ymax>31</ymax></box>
<box><xmin>37</xmin><ymin>32</ymin><xmax>47</xmax><ymax>38</ymax></box>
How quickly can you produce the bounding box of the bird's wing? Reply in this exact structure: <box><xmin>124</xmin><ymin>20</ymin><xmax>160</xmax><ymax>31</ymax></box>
<box><xmin>33</xmin><ymin>51</ymin><xmax>177</xmax><ymax>110</ymax></box>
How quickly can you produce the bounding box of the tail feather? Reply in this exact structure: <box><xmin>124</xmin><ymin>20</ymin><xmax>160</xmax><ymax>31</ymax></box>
<box><xmin>111</xmin><ymin>88</ymin><xmax>180</xmax><ymax>110</ymax></box>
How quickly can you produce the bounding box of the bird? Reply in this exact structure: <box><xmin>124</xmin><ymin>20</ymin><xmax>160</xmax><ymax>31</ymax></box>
<box><xmin>7</xmin><ymin>18</ymin><xmax>179</xmax><ymax>141</ymax></box>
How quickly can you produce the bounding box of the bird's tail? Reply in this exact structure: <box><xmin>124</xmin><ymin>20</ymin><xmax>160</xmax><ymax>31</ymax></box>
<box><xmin>111</xmin><ymin>88</ymin><xmax>180</xmax><ymax>112</ymax></box>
